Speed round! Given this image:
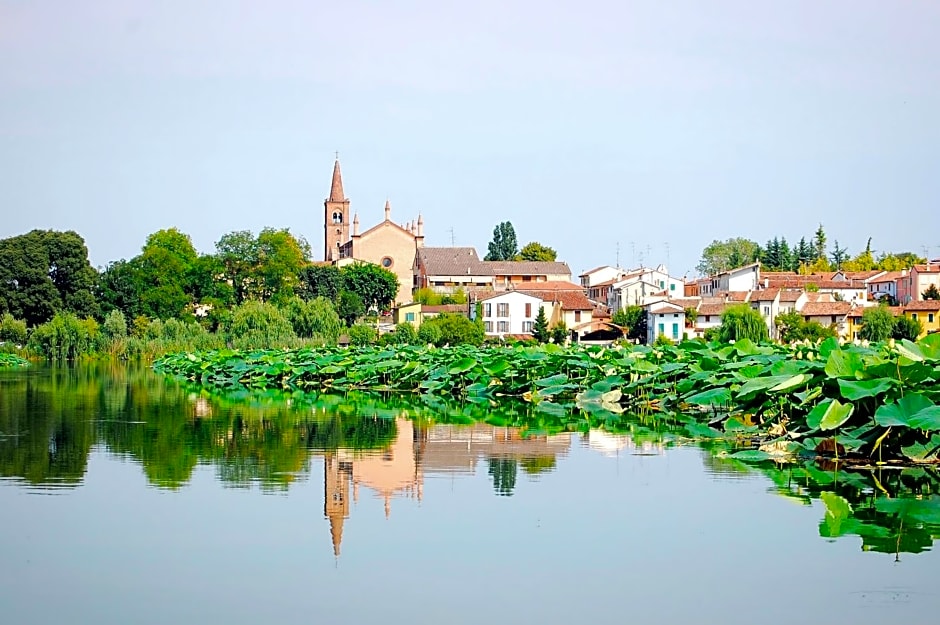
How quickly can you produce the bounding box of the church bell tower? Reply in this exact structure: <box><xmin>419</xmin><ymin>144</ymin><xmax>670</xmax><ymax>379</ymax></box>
<box><xmin>324</xmin><ymin>158</ymin><xmax>350</xmax><ymax>261</ymax></box>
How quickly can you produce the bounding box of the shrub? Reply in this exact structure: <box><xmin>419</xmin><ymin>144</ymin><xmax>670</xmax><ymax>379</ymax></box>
<box><xmin>226</xmin><ymin>300</ymin><xmax>296</xmax><ymax>349</ymax></box>
<box><xmin>859</xmin><ymin>306</ymin><xmax>895</xmax><ymax>342</ymax></box>
<box><xmin>0</xmin><ymin>313</ymin><xmax>28</xmax><ymax>345</ymax></box>
<box><xmin>420</xmin><ymin>313</ymin><xmax>484</xmax><ymax>346</ymax></box>
<box><xmin>28</xmin><ymin>312</ymin><xmax>99</xmax><ymax>359</ymax></box>
<box><xmin>892</xmin><ymin>316</ymin><xmax>923</xmax><ymax>341</ymax></box>
<box><xmin>348</xmin><ymin>323</ymin><xmax>377</xmax><ymax>346</ymax></box>
<box><xmin>719</xmin><ymin>304</ymin><xmax>769</xmax><ymax>343</ymax></box>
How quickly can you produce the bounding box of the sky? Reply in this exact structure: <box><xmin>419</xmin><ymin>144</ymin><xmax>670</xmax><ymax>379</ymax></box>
<box><xmin>1</xmin><ymin>0</ymin><xmax>938</xmax><ymax>279</ymax></box>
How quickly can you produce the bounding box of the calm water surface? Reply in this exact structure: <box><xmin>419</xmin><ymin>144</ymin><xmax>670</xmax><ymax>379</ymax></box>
<box><xmin>1</xmin><ymin>363</ymin><xmax>938</xmax><ymax>624</ymax></box>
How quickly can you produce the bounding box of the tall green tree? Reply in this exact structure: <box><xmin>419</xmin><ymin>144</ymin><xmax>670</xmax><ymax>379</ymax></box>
<box><xmin>97</xmin><ymin>259</ymin><xmax>144</xmax><ymax>320</ymax></box>
<box><xmin>215</xmin><ymin>230</ymin><xmax>259</xmax><ymax>305</ymax></box>
<box><xmin>0</xmin><ymin>230</ymin><xmax>98</xmax><ymax>325</ymax></box>
<box><xmin>532</xmin><ymin>306</ymin><xmax>549</xmax><ymax>342</ymax></box>
<box><xmin>813</xmin><ymin>224</ymin><xmax>827</xmax><ymax>261</ymax></box>
<box><xmin>719</xmin><ymin>304</ymin><xmax>768</xmax><ymax>343</ymax></box>
<box><xmin>485</xmin><ymin>221</ymin><xmax>519</xmax><ymax>261</ymax></box>
<box><xmin>922</xmin><ymin>284</ymin><xmax>940</xmax><ymax>300</ymax></box>
<box><xmin>892</xmin><ymin>316</ymin><xmax>923</xmax><ymax>341</ymax></box>
<box><xmin>254</xmin><ymin>228</ymin><xmax>310</xmax><ymax>303</ymax></box>
<box><xmin>298</xmin><ymin>264</ymin><xmax>344</xmax><ymax>301</ymax></box>
<box><xmin>611</xmin><ymin>305</ymin><xmax>646</xmax><ymax>342</ymax></box>
<box><xmin>830</xmin><ymin>240</ymin><xmax>849</xmax><ymax>270</ymax></box>
<box><xmin>137</xmin><ymin>228</ymin><xmax>199</xmax><ymax>319</ymax></box>
<box><xmin>859</xmin><ymin>306</ymin><xmax>895</xmax><ymax>342</ymax></box>
<box><xmin>696</xmin><ymin>238</ymin><xmax>760</xmax><ymax>275</ymax></box>
<box><xmin>517</xmin><ymin>242</ymin><xmax>557</xmax><ymax>262</ymax></box>
<box><xmin>340</xmin><ymin>262</ymin><xmax>398</xmax><ymax>312</ymax></box>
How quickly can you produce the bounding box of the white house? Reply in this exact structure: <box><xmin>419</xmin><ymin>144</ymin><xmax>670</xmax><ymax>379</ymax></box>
<box><xmin>472</xmin><ymin>291</ymin><xmax>545</xmax><ymax>338</ymax></box>
<box><xmin>700</xmin><ymin>262</ymin><xmax>761</xmax><ymax>296</ymax></box>
<box><xmin>579</xmin><ymin>265</ymin><xmax>623</xmax><ymax>289</ymax></box>
<box><xmin>646</xmin><ymin>301</ymin><xmax>686</xmax><ymax>344</ymax></box>
<box><xmin>608</xmin><ymin>265</ymin><xmax>683</xmax><ymax>312</ymax></box>
<box><xmin>867</xmin><ymin>271</ymin><xmax>902</xmax><ymax>302</ymax></box>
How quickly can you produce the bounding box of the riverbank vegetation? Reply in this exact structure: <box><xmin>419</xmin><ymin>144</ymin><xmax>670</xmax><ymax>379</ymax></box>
<box><xmin>154</xmin><ymin>333</ymin><xmax>940</xmax><ymax>465</ymax></box>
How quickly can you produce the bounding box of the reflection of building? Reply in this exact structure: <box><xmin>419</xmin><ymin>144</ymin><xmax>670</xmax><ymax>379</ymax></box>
<box><xmin>583</xmin><ymin>431</ymin><xmax>666</xmax><ymax>458</ymax></box>
<box><xmin>321</xmin><ymin>420</ymin><xmax>571</xmax><ymax>555</ymax></box>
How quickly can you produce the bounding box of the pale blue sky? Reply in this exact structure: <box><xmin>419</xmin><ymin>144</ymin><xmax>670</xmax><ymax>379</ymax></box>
<box><xmin>1</xmin><ymin>0</ymin><xmax>937</xmax><ymax>278</ymax></box>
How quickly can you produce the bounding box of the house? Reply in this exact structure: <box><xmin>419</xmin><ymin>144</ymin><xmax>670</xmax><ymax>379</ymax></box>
<box><xmin>484</xmin><ymin>260</ymin><xmax>572</xmax><ymax>290</ymax></box>
<box><xmin>867</xmin><ymin>271</ymin><xmax>903</xmax><ymax>303</ymax></box>
<box><xmin>516</xmin><ymin>285</ymin><xmax>595</xmax><ymax>339</ymax></box>
<box><xmin>898</xmin><ymin>264</ymin><xmax>940</xmax><ymax>304</ymax></box>
<box><xmin>700</xmin><ymin>262</ymin><xmax>760</xmax><ymax>296</ymax></box>
<box><xmin>393</xmin><ymin>302</ymin><xmax>423</xmax><ymax>328</ymax></box>
<box><xmin>579</xmin><ymin>265</ymin><xmax>623</xmax><ymax>289</ymax></box>
<box><xmin>751</xmin><ymin>288</ymin><xmax>780</xmax><ymax>339</ymax></box>
<box><xmin>695</xmin><ymin>301</ymin><xmax>727</xmax><ymax>336</ymax></box>
<box><xmin>607</xmin><ymin>265</ymin><xmax>683</xmax><ymax>312</ymax></box>
<box><xmin>472</xmin><ymin>291</ymin><xmax>545</xmax><ymax>338</ymax></box>
<box><xmin>903</xmin><ymin>300</ymin><xmax>940</xmax><ymax>338</ymax></box>
<box><xmin>800</xmin><ymin>301</ymin><xmax>853</xmax><ymax>338</ymax></box>
<box><xmin>413</xmin><ymin>247</ymin><xmax>492</xmax><ymax>294</ymax></box>
<box><xmin>646</xmin><ymin>301</ymin><xmax>686</xmax><ymax>344</ymax></box>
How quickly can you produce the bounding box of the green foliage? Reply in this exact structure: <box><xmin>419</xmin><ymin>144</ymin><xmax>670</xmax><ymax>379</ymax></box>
<box><xmin>860</xmin><ymin>306</ymin><xmax>895</xmax><ymax>342</ymax></box>
<box><xmin>893</xmin><ymin>316</ymin><xmax>924</xmax><ymax>341</ymax></box>
<box><xmin>348</xmin><ymin>323</ymin><xmax>378</xmax><ymax>346</ymax></box>
<box><xmin>612</xmin><ymin>305</ymin><xmax>646</xmax><ymax>342</ymax></box>
<box><xmin>0</xmin><ymin>313</ymin><xmax>28</xmax><ymax>345</ymax></box>
<box><xmin>419</xmin><ymin>313</ymin><xmax>484</xmax><ymax>346</ymax></box>
<box><xmin>549</xmin><ymin>321</ymin><xmax>568</xmax><ymax>345</ymax></box>
<box><xmin>225</xmin><ymin>301</ymin><xmax>296</xmax><ymax>349</ymax></box>
<box><xmin>283</xmin><ymin>296</ymin><xmax>342</xmax><ymax>345</ymax></box>
<box><xmin>760</xmin><ymin>237</ymin><xmax>794</xmax><ymax>272</ymax></box>
<box><xmin>0</xmin><ymin>229</ymin><xmax>99</xmax><ymax>325</ymax></box>
<box><xmin>653</xmin><ymin>333</ymin><xmax>673</xmax><ymax>347</ymax></box>
<box><xmin>137</xmin><ymin>228</ymin><xmax>199</xmax><ymax>319</ymax></box>
<box><xmin>876</xmin><ymin>251</ymin><xmax>925</xmax><ymax>271</ymax></box>
<box><xmin>340</xmin><ymin>262</ymin><xmax>399</xmax><ymax>312</ymax></box>
<box><xmin>719</xmin><ymin>304</ymin><xmax>768</xmax><ymax>343</ymax></box>
<box><xmin>923</xmin><ymin>284</ymin><xmax>940</xmax><ymax>300</ymax></box>
<box><xmin>829</xmin><ymin>240</ymin><xmax>848</xmax><ymax>269</ymax></box>
<box><xmin>813</xmin><ymin>224</ymin><xmax>827</xmax><ymax>261</ymax></box>
<box><xmin>384</xmin><ymin>322</ymin><xmax>418</xmax><ymax>345</ymax></box>
<box><xmin>336</xmin><ymin>290</ymin><xmax>365</xmax><ymax>327</ymax></box>
<box><xmin>298</xmin><ymin>264</ymin><xmax>344</xmax><ymax>302</ymax></box>
<box><xmin>532</xmin><ymin>306</ymin><xmax>549</xmax><ymax>343</ymax></box>
<box><xmin>28</xmin><ymin>312</ymin><xmax>99</xmax><ymax>360</ymax></box>
<box><xmin>696</xmin><ymin>237</ymin><xmax>760</xmax><ymax>275</ymax></box>
<box><xmin>414</xmin><ymin>287</ymin><xmax>467</xmax><ymax>306</ymax></box>
<box><xmin>517</xmin><ymin>242</ymin><xmax>557</xmax><ymax>262</ymax></box>
<box><xmin>0</xmin><ymin>352</ymin><xmax>29</xmax><ymax>367</ymax></box>
<box><xmin>484</xmin><ymin>221</ymin><xmax>519</xmax><ymax>261</ymax></box>
<box><xmin>775</xmin><ymin>311</ymin><xmax>836</xmax><ymax>343</ymax></box>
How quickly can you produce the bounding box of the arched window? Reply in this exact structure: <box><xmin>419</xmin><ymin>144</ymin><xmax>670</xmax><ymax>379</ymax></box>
<box><xmin>332</xmin><ymin>212</ymin><xmax>343</xmax><ymax>224</ymax></box>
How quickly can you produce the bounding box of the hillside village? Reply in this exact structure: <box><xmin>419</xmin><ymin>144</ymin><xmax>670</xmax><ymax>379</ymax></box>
<box><xmin>324</xmin><ymin>159</ymin><xmax>940</xmax><ymax>344</ymax></box>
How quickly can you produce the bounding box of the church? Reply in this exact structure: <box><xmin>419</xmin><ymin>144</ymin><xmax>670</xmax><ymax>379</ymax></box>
<box><xmin>323</xmin><ymin>158</ymin><xmax>424</xmax><ymax>306</ymax></box>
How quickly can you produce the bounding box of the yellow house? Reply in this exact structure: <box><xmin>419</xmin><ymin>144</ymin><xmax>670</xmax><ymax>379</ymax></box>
<box><xmin>903</xmin><ymin>300</ymin><xmax>940</xmax><ymax>338</ymax></box>
<box><xmin>393</xmin><ymin>302</ymin><xmax>423</xmax><ymax>328</ymax></box>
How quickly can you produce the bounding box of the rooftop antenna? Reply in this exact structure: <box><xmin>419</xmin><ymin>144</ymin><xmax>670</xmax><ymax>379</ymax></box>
<box><xmin>664</xmin><ymin>242</ymin><xmax>670</xmax><ymax>270</ymax></box>
<box><xmin>449</xmin><ymin>227</ymin><xmax>456</xmax><ymax>246</ymax></box>
<box><xmin>630</xmin><ymin>241</ymin><xmax>636</xmax><ymax>268</ymax></box>
<box><xmin>616</xmin><ymin>242</ymin><xmax>620</xmax><ymax>268</ymax></box>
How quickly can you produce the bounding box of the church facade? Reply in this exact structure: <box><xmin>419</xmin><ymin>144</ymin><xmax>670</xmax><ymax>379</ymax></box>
<box><xmin>323</xmin><ymin>159</ymin><xmax>424</xmax><ymax>306</ymax></box>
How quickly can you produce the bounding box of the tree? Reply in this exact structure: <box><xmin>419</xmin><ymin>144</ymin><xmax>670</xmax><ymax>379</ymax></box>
<box><xmin>283</xmin><ymin>296</ymin><xmax>342</xmax><ymax>344</ymax></box>
<box><xmin>813</xmin><ymin>224</ymin><xmax>827</xmax><ymax>261</ymax></box>
<box><xmin>419</xmin><ymin>313</ymin><xmax>484</xmax><ymax>346</ymax></box>
<box><xmin>517</xmin><ymin>242</ymin><xmax>557</xmax><ymax>262</ymax></box>
<box><xmin>719</xmin><ymin>304</ymin><xmax>768</xmax><ymax>343</ymax></box>
<box><xmin>0</xmin><ymin>229</ymin><xmax>99</xmax><ymax>326</ymax></box>
<box><xmin>611</xmin><ymin>305</ymin><xmax>646</xmax><ymax>342</ymax></box>
<box><xmin>696</xmin><ymin>238</ymin><xmax>760</xmax><ymax>276</ymax></box>
<box><xmin>532</xmin><ymin>306</ymin><xmax>549</xmax><ymax>343</ymax></box>
<box><xmin>215</xmin><ymin>230</ymin><xmax>259</xmax><ymax>304</ymax></box>
<box><xmin>487</xmin><ymin>457</ymin><xmax>517</xmax><ymax>496</ymax></box>
<box><xmin>340</xmin><ymin>262</ymin><xmax>398</xmax><ymax>312</ymax></box>
<box><xmin>485</xmin><ymin>221</ymin><xmax>518</xmax><ymax>261</ymax></box>
<box><xmin>549</xmin><ymin>320</ymin><xmax>568</xmax><ymax>344</ymax></box>
<box><xmin>336</xmin><ymin>290</ymin><xmax>365</xmax><ymax>327</ymax></box>
<box><xmin>225</xmin><ymin>300</ymin><xmax>295</xmax><ymax>349</ymax></box>
<box><xmin>794</xmin><ymin>237</ymin><xmax>814</xmax><ymax>270</ymax></box>
<box><xmin>137</xmin><ymin>228</ymin><xmax>199</xmax><ymax>319</ymax></box>
<box><xmin>830</xmin><ymin>240</ymin><xmax>848</xmax><ymax>270</ymax></box>
<box><xmin>298</xmin><ymin>264</ymin><xmax>344</xmax><ymax>302</ymax></box>
<box><xmin>347</xmin><ymin>323</ymin><xmax>377</xmax><ymax>346</ymax></box>
<box><xmin>859</xmin><ymin>306</ymin><xmax>895</xmax><ymax>342</ymax></box>
<box><xmin>892</xmin><ymin>316</ymin><xmax>923</xmax><ymax>341</ymax></box>
<box><xmin>254</xmin><ymin>228</ymin><xmax>310</xmax><ymax>303</ymax></box>
<box><xmin>842</xmin><ymin>238</ymin><xmax>876</xmax><ymax>272</ymax></box>
<box><xmin>877</xmin><ymin>252</ymin><xmax>925</xmax><ymax>271</ymax></box>
<box><xmin>923</xmin><ymin>284</ymin><xmax>940</xmax><ymax>300</ymax></box>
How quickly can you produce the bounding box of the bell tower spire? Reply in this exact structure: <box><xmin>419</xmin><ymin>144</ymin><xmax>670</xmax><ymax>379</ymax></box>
<box><xmin>324</xmin><ymin>155</ymin><xmax>351</xmax><ymax>261</ymax></box>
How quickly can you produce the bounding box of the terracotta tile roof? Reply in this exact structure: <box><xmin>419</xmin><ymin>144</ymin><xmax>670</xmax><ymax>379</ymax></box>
<box><xmin>904</xmin><ymin>300</ymin><xmax>940</xmax><ymax>312</ymax></box>
<box><xmin>778</xmin><ymin>290</ymin><xmax>802</xmax><ymax>302</ymax></box>
<box><xmin>649</xmin><ymin>302</ymin><xmax>684</xmax><ymax>314</ymax></box>
<box><xmin>801</xmin><ymin>301</ymin><xmax>852</xmax><ymax>317</ymax></box>
<box><xmin>842</xmin><ymin>270</ymin><xmax>885</xmax><ymax>281</ymax></box>
<box><xmin>697</xmin><ymin>302</ymin><xmax>728</xmax><ymax>316</ymax></box>
<box><xmin>517</xmin><ymin>289</ymin><xmax>594</xmax><ymax>311</ymax></box>
<box><xmin>869</xmin><ymin>271</ymin><xmax>903</xmax><ymax>283</ymax></box>
<box><xmin>416</xmin><ymin>247</ymin><xmax>486</xmax><ymax>275</ymax></box>
<box><xmin>484</xmin><ymin>260</ymin><xmax>572</xmax><ymax>276</ymax></box>
<box><xmin>477</xmin><ymin>290</ymin><xmax>539</xmax><ymax>303</ymax></box>
<box><xmin>512</xmin><ymin>281</ymin><xmax>584</xmax><ymax>291</ymax></box>
<box><xmin>753</xmin><ymin>287</ymin><xmax>780</xmax><ymax>300</ymax></box>
<box><xmin>667</xmin><ymin>298</ymin><xmax>702</xmax><ymax>309</ymax></box>
<box><xmin>579</xmin><ymin>265</ymin><xmax>615</xmax><ymax>277</ymax></box>
<box><xmin>727</xmin><ymin>291</ymin><xmax>751</xmax><ymax>302</ymax></box>
<box><xmin>914</xmin><ymin>264</ymin><xmax>940</xmax><ymax>273</ymax></box>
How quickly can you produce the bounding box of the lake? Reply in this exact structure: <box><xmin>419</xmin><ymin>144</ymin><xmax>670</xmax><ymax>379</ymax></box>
<box><xmin>1</xmin><ymin>362</ymin><xmax>938</xmax><ymax>624</ymax></box>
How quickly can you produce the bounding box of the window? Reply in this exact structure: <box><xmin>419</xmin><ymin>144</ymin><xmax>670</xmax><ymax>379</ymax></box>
<box><xmin>912</xmin><ymin>313</ymin><xmax>918</xmax><ymax>320</ymax></box>
<box><xmin>484</xmin><ymin>321</ymin><xmax>493</xmax><ymax>332</ymax></box>
<box><xmin>484</xmin><ymin>303</ymin><xmax>492</xmax><ymax>317</ymax></box>
<box><xmin>405</xmin><ymin>312</ymin><xmax>415</xmax><ymax>322</ymax></box>
<box><xmin>763</xmin><ymin>306</ymin><xmax>770</xmax><ymax>315</ymax></box>
<box><xmin>704</xmin><ymin>316</ymin><xmax>710</xmax><ymax>323</ymax></box>
<box><xmin>659</xmin><ymin>280</ymin><xmax>665</xmax><ymax>288</ymax></box>
<box><xmin>659</xmin><ymin>313</ymin><xmax>665</xmax><ymax>319</ymax></box>
<box><xmin>670</xmin><ymin>283</ymin><xmax>676</xmax><ymax>291</ymax></box>
<box><xmin>673</xmin><ymin>313</ymin><xmax>679</xmax><ymax>318</ymax></box>
<box><xmin>332</xmin><ymin>212</ymin><xmax>343</xmax><ymax>224</ymax></box>
<box><xmin>381</xmin><ymin>256</ymin><xmax>393</xmax><ymax>268</ymax></box>
<box><xmin>497</xmin><ymin>321</ymin><xmax>509</xmax><ymax>333</ymax></box>
<box><xmin>574</xmin><ymin>310</ymin><xmax>581</xmax><ymax>322</ymax></box>
<box><xmin>525</xmin><ymin>303</ymin><xmax>532</xmax><ymax>317</ymax></box>
<box><xmin>497</xmin><ymin>303</ymin><xmax>509</xmax><ymax>317</ymax></box>
<box><xmin>523</xmin><ymin>321</ymin><xmax>533</xmax><ymax>332</ymax></box>
<box><xmin>930</xmin><ymin>313</ymin><xmax>935</xmax><ymax>323</ymax></box>
<box><xmin>672</xmin><ymin>323</ymin><xmax>679</xmax><ymax>339</ymax></box>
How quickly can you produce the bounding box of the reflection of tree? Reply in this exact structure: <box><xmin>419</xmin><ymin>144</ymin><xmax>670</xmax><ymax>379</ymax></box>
<box><xmin>520</xmin><ymin>455</ymin><xmax>556</xmax><ymax>476</ymax></box>
<box><xmin>487</xmin><ymin>457</ymin><xmax>517</xmax><ymax>496</ymax></box>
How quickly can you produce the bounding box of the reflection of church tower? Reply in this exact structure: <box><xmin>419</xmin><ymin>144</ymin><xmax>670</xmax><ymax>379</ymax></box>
<box><xmin>324</xmin><ymin>159</ymin><xmax>350</xmax><ymax>261</ymax></box>
<box><xmin>323</xmin><ymin>453</ymin><xmax>351</xmax><ymax>557</ymax></box>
